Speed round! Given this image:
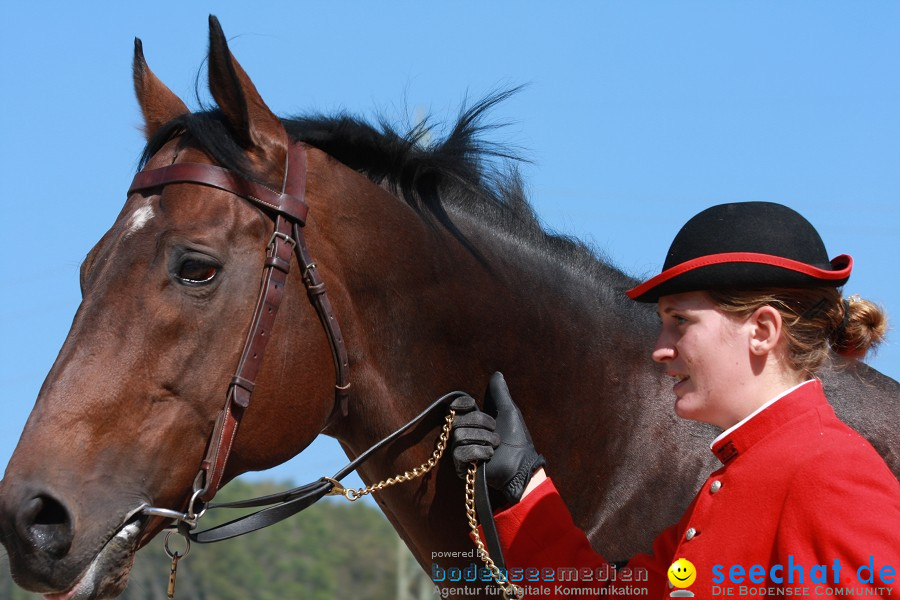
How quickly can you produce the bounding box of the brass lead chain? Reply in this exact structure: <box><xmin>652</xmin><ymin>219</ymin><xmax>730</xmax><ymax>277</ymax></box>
<box><xmin>329</xmin><ymin>406</ymin><xmax>521</xmax><ymax>597</ymax></box>
<box><xmin>465</xmin><ymin>463</ymin><xmax>524</xmax><ymax>600</ymax></box>
<box><xmin>331</xmin><ymin>411</ymin><xmax>456</xmax><ymax>502</ymax></box>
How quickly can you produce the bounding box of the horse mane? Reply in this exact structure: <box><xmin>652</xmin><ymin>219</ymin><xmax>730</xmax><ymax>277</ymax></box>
<box><xmin>138</xmin><ymin>91</ymin><xmax>640</xmax><ymax>295</ymax></box>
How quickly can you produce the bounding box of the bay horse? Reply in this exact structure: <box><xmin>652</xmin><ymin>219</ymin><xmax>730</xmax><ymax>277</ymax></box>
<box><xmin>1</xmin><ymin>17</ymin><xmax>898</xmax><ymax>600</ymax></box>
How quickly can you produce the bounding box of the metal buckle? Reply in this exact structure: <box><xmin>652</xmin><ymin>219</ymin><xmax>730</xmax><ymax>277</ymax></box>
<box><xmin>267</xmin><ymin>230</ymin><xmax>296</xmax><ymax>250</ymax></box>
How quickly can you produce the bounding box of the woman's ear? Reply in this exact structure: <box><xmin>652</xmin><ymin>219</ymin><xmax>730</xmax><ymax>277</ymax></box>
<box><xmin>749</xmin><ymin>305</ymin><xmax>783</xmax><ymax>356</ymax></box>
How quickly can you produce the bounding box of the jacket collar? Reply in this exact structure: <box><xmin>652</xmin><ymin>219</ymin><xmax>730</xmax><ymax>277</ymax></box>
<box><xmin>710</xmin><ymin>379</ymin><xmax>826</xmax><ymax>465</ymax></box>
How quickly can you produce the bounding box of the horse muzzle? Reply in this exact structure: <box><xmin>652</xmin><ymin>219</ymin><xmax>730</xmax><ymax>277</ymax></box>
<box><xmin>0</xmin><ymin>482</ymin><xmax>144</xmax><ymax>599</ymax></box>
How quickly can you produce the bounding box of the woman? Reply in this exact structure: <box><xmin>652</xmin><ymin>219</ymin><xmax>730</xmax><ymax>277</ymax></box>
<box><xmin>451</xmin><ymin>202</ymin><xmax>900</xmax><ymax>599</ymax></box>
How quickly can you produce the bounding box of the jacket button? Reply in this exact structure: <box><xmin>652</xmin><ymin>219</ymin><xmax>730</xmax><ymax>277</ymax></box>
<box><xmin>710</xmin><ymin>480</ymin><xmax>722</xmax><ymax>493</ymax></box>
<box><xmin>686</xmin><ymin>528</ymin><xmax>698</xmax><ymax>541</ymax></box>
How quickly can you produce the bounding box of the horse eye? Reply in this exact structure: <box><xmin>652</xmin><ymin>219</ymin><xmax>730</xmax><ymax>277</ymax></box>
<box><xmin>176</xmin><ymin>258</ymin><xmax>219</xmax><ymax>284</ymax></box>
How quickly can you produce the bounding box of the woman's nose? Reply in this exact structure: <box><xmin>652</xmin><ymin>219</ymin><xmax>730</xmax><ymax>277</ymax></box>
<box><xmin>652</xmin><ymin>332</ymin><xmax>675</xmax><ymax>363</ymax></box>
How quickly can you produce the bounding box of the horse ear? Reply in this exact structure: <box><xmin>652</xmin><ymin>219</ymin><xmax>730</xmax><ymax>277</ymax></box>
<box><xmin>206</xmin><ymin>15</ymin><xmax>288</xmax><ymax>179</ymax></box>
<box><xmin>133</xmin><ymin>38</ymin><xmax>190</xmax><ymax>140</ymax></box>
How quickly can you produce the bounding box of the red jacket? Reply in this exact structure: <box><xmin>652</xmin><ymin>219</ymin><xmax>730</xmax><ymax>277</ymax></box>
<box><xmin>491</xmin><ymin>380</ymin><xmax>900</xmax><ymax>599</ymax></box>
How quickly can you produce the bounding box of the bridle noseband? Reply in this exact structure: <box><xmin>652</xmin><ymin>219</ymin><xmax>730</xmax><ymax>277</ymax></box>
<box><xmin>129</xmin><ymin>142</ymin><xmax>350</xmax><ymax>515</ymax></box>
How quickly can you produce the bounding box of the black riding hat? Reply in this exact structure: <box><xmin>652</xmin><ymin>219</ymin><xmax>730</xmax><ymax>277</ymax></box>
<box><xmin>626</xmin><ymin>201</ymin><xmax>852</xmax><ymax>303</ymax></box>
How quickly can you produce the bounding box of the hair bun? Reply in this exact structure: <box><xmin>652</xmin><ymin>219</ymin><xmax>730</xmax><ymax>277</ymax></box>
<box><xmin>831</xmin><ymin>295</ymin><xmax>887</xmax><ymax>358</ymax></box>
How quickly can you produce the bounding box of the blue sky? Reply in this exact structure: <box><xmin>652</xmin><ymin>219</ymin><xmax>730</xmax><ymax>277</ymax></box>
<box><xmin>1</xmin><ymin>2</ymin><xmax>898</xmax><ymax>488</ymax></box>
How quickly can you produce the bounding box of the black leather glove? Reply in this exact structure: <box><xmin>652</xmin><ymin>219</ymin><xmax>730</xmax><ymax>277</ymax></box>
<box><xmin>482</xmin><ymin>372</ymin><xmax>546</xmax><ymax>505</ymax></box>
<box><xmin>450</xmin><ymin>372</ymin><xmax>546</xmax><ymax>506</ymax></box>
<box><xmin>450</xmin><ymin>394</ymin><xmax>500</xmax><ymax>478</ymax></box>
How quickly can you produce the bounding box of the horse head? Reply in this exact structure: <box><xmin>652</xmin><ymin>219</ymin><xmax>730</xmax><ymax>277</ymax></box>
<box><xmin>0</xmin><ymin>17</ymin><xmax>348</xmax><ymax>598</ymax></box>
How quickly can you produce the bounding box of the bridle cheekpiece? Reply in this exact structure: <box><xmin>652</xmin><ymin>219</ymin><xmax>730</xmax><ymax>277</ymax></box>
<box><xmin>128</xmin><ymin>141</ymin><xmax>350</xmax><ymax>520</ymax></box>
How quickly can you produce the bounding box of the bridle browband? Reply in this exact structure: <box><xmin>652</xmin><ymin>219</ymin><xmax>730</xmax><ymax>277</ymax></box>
<box><xmin>128</xmin><ymin>141</ymin><xmax>350</xmax><ymax>511</ymax></box>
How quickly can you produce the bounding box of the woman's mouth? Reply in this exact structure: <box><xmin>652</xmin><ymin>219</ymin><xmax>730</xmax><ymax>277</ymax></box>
<box><xmin>672</xmin><ymin>374</ymin><xmax>690</xmax><ymax>394</ymax></box>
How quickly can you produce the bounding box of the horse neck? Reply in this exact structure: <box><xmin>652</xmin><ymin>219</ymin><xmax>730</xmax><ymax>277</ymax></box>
<box><xmin>300</xmin><ymin>160</ymin><xmax>692</xmax><ymax>567</ymax></box>
<box><xmin>448</xmin><ymin>210</ymin><xmax>664</xmax><ymax>411</ymax></box>
<box><xmin>311</xmin><ymin>172</ymin><xmax>661</xmax><ymax>453</ymax></box>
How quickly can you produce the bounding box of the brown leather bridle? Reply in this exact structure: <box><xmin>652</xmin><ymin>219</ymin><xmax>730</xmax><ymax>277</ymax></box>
<box><xmin>126</xmin><ymin>140</ymin><xmax>507</xmax><ymax>578</ymax></box>
<box><xmin>129</xmin><ymin>141</ymin><xmax>350</xmax><ymax>519</ymax></box>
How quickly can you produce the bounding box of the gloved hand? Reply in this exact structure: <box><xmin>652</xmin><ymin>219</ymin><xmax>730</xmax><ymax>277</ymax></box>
<box><xmin>449</xmin><ymin>393</ymin><xmax>499</xmax><ymax>477</ymax></box>
<box><xmin>450</xmin><ymin>372</ymin><xmax>546</xmax><ymax>506</ymax></box>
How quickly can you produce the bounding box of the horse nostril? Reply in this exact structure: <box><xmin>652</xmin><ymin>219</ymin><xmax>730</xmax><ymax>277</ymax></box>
<box><xmin>19</xmin><ymin>494</ymin><xmax>74</xmax><ymax>558</ymax></box>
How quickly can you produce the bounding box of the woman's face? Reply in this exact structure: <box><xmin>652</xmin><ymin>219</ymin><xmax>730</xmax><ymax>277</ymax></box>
<box><xmin>653</xmin><ymin>291</ymin><xmax>754</xmax><ymax>428</ymax></box>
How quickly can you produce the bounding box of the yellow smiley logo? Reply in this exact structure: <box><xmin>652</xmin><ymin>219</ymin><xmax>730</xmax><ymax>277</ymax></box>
<box><xmin>668</xmin><ymin>558</ymin><xmax>697</xmax><ymax>588</ymax></box>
